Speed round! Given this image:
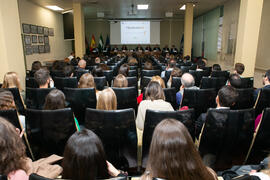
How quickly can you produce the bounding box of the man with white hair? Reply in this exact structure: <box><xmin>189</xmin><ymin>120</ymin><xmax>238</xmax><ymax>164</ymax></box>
<box><xmin>176</xmin><ymin>73</ymin><xmax>199</xmax><ymax>107</ymax></box>
<box><xmin>78</xmin><ymin>59</ymin><xmax>86</xmax><ymax>70</ymax></box>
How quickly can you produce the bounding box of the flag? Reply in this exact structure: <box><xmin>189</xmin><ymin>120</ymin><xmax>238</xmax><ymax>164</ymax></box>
<box><xmin>90</xmin><ymin>35</ymin><xmax>96</xmax><ymax>51</ymax></box>
<box><xmin>98</xmin><ymin>34</ymin><xmax>104</xmax><ymax>51</ymax></box>
<box><xmin>105</xmin><ymin>35</ymin><xmax>110</xmax><ymax>47</ymax></box>
<box><xmin>180</xmin><ymin>34</ymin><xmax>184</xmax><ymax>55</ymax></box>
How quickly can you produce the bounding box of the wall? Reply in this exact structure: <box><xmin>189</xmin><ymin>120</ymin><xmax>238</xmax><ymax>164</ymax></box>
<box><xmin>18</xmin><ymin>0</ymin><xmax>72</xmax><ymax>70</ymax></box>
<box><xmin>85</xmin><ymin>19</ymin><xmax>184</xmax><ymax>50</ymax></box>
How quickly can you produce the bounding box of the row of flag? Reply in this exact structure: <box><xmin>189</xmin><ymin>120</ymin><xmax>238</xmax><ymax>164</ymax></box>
<box><xmin>86</xmin><ymin>34</ymin><xmax>110</xmax><ymax>52</ymax></box>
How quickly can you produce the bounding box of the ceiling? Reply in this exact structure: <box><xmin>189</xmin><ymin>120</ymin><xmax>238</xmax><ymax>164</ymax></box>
<box><xmin>29</xmin><ymin>0</ymin><xmax>228</xmax><ymax>19</ymax></box>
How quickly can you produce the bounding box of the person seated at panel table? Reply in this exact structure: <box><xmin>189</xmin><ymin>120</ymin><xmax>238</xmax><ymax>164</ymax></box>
<box><xmin>34</xmin><ymin>68</ymin><xmax>54</xmax><ymax>89</ymax></box>
<box><xmin>121</xmin><ymin>45</ymin><xmax>128</xmax><ymax>51</ymax></box>
<box><xmin>136</xmin><ymin>44</ymin><xmax>144</xmax><ymax>52</ymax></box>
<box><xmin>145</xmin><ymin>45</ymin><xmax>152</xmax><ymax>52</ymax></box>
<box><xmin>140</xmin><ymin>119</ymin><xmax>217</xmax><ymax>180</ymax></box>
<box><xmin>162</xmin><ymin>45</ymin><xmax>170</xmax><ymax>54</ymax></box>
<box><xmin>112</xmin><ymin>45</ymin><xmax>118</xmax><ymax>52</ymax></box>
<box><xmin>234</xmin><ymin>62</ymin><xmax>245</xmax><ymax>77</ymax></box>
<box><xmin>170</xmin><ymin>45</ymin><xmax>178</xmax><ymax>55</ymax></box>
<box><xmin>153</xmin><ymin>44</ymin><xmax>161</xmax><ymax>52</ymax></box>
<box><xmin>103</xmin><ymin>45</ymin><xmax>111</xmax><ymax>53</ymax></box>
<box><xmin>195</xmin><ymin>85</ymin><xmax>239</xmax><ymax>138</ymax></box>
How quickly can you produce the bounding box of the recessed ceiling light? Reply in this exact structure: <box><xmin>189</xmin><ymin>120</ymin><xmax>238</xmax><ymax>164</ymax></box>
<box><xmin>46</xmin><ymin>5</ymin><xmax>64</xmax><ymax>11</ymax></box>
<box><xmin>180</xmin><ymin>4</ymin><xmax>195</xmax><ymax>10</ymax></box>
<box><xmin>137</xmin><ymin>4</ymin><xmax>149</xmax><ymax>10</ymax></box>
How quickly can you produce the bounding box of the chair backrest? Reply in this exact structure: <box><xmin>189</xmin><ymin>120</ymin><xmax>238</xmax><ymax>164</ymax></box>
<box><xmin>112</xmin><ymin>87</ymin><xmax>137</xmax><ymax>111</ymax></box>
<box><xmin>64</xmin><ymin>87</ymin><xmax>96</xmax><ymax>125</ymax></box>
<box><xmin>200</xmin><ymin>77</ymin><xmax>227</xmax><ymax>91</ymax></box>
<box><xmin>126</xmin><ymin>76</ymin><xmax>138</xmax><ymax>89</ymax></box>
<box><xmin>141</xmin><ymin>70</ymin><xmax>160</xmax><ymax>77</ymax></box>
<box><xmin>246</xmin><ymin>108</ymin><xmax>270</xmax><ymax>164</ymax></box>
<box><xmin>189</xmin><ymin>70</ymin><xmax>208</xmax><ymax>87</ymax></box>
<box><xmin>142</xmin><ymin>109</ymin><xmax>195</xmax><ymax>167</ymax></box>
<box><xmin>74</xmin><ymin>69</ymin><xmax>89</xmax><ymax>81</ymax></box>
<box><xmin>0</xmin><ymin>109</ymin><xmax>21</xmax><ymax>129</ymax></box>
<box><xmin>180</xmin><ymin>66</ymin><xmax>191</xmax><ymax>73</ymax></box>
<box><xmin>26</xmin><ymin>108</ymin><xmax>76</xmax><ymax>156</ymax></box>
<box><xmin>4</xmin><ymin>88</ymin><xmax>25</xmax><ymax>115</ymax></box>
<box><xmin>232</xmin><ymin>88</ymin><xmax>254</xmax><ymax>110</ymax></box>
<box><xmin>103</xmin><ymin>70</ymin><xmax>114</xmax><ymax>87</ymax></box>
<box><xmin>0</xmin><ymin>175</ymin><xmax>7</xmax><ymax>180</ymax></box>
<box><xmin>254</xmin><ymin>88</ymin><xmax>270</xmax><ymax>115</ymax></box>
<box><xmin>53</xmin><ymin>77</ymin><xmax>77</xmax><ymax>91</ymax></box>
<box><xmin>240</xmin><ymin>77</ymin><xmax>254</xmax><ymax>88</ymax></box>
<box><xmin>140</xmin><ymin>76</ymin><xmax>152</xmax><ymax>90</ymax></box>
<box><xmin>211</xmin><ymin>70</ymin><xmax>230</xmax><ymax>79</ymax></box>
<box><xmin>181</xmin><ymin>88</ymin><xmax>217</xmax><ymax>117</ymax></box>
<box><xmin>203</xmin><ymin>67</ymin><xmax>212</xmax><ymax>76</ymax></box>
<box><xmin>50</xmin><ymin>70</ymin><xmax>64</xmax><ymax>78</ymax></box>
<box><xmin>163</xmin><ymin>88</ymin><xmax>177</xmax><ymax>110</ymax></box>
<box><xmin>199</xmin><ymin>108</ymin><xmax>255</xmax><ymax>171</ymax></box>
<box><xmin>85</xmin><ymin>108</ymin><xmax>137</xmax><ymax>168</ymax></box>
<box><xmin>26</xmin><ymin>88</ymin><xmax>54</xmax><ymax>109</ymax></box>
<box><xmin>129</xmin><ymin>66</ymin><xmax>138</xmax><ymax>70</ymax></box>
<box><xmin>29</xmin><ymin>174</ymin><xmax>53</xmax><ymax>180</ymax></box>
<box><xmin>26</xmin><ymin>77</ymin><xmax>39</xmax><ymax>88</ymax></box>
<box><xmin>164</xmin><ymin>70</ymin><xmax>172</xmax><ymax>83</ymax></box>
<box><xmin>128</xmin><ymin>70</ymin><xmax>137</xmax><ymax>77</ymax></box>
<box><xmin>171</xmin><ymin>77</ymin><xmax>182</xmax><ymax>91</ymax></box>
<box><xmin>94</xmin><ymin>76</ymin><xmax>107</xmax><ymax>91</ymax></box>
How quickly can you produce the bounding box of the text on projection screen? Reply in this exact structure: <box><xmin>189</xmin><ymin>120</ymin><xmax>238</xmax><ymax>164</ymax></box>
<box><xmin>121</xmin><ymin>21</ymin><xmax>150</xmax><ymax>44</ymax></box>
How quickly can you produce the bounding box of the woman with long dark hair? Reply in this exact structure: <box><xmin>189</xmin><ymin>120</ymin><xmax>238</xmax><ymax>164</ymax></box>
<box><xmin>43</xmin><ymin>89</ymin><xmax>66</xmax><ymax>110</ymax></box>
<box><xmin>141</xmin><ymin>119</ymin><xmax>217</xmax><ymax>180</ymax></box>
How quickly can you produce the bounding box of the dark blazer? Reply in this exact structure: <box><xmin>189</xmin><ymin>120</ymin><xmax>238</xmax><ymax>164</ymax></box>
<box><xmin>254</xmin><ymin>84</ymin><xmax>270</xmax><ymax>101</ymax></box>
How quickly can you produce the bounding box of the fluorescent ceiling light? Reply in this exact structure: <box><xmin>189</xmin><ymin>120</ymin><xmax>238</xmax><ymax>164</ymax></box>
<box><xmin>46</xmin><ymin>5</ymin><xmax>64</xmax><ymax>11</ymax></box>
<box><xmin>137</xmin><ymin>4</ymin><xmax>149</xmax><ymax>10</ymax></box>
<box><xmin>179</xmin><ymin>4</ymin><xmax>195</xmax><ymax>10</ymax></box>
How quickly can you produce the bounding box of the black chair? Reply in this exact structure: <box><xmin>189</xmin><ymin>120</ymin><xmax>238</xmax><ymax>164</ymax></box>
<box><xmin>141</xmin><ymin>70</ymin><xmax>160</xmax><ymax>77</ymax></box>
<box><xmin>211</xmin><ymin>70</ymin><xmax>230</xmax><ymax>79</ymax></box>
<box><xmin>94</xmin><ymin>76</ymin><xmax>107</xmax><ymax>91</ymax></box>
<box><xmin>128</xmin><ymin>70</ymin><xmax>137</xmax><ymax>77</ymax></box>
<box><xmin>74</xmin><ymin>69</ymin><xmax>89</xmax><ymax>81</ymax></box>
<box><xmin>181</xmin><ymin>88</ymin><xmax>217</xmax><ymax>118</ymax></box>
<box><xmin>246</xmin><ymin>108</ymin><xmax>270</xmax><ymax>164</ymax></box>
<box><xmin>85</xmin><ymin>108</ymin><xmax>137</xmax><ymax>170</ymax></box>
<box><xmin>140</xmin><ymin>76</ymin><xmax>152</xmax><ymax>91</ymax></box>
<box><xmin>142</xmin><ymin>109</ymin><xmax>196</xmax><ymax>167</ymax></box>
<box><xmin>53</xmin><ymin>77</ymin><xmax>77</xmax><ymax>91</ymax></box>
<box><xmin>26</xmin><ymin>88</ymin><xmax>55</xmax><ymax>109</ymax></box>
<box><xmin>232</xmin><ymin>88</ymin><xmax>254</xmax><ymax>110</ymax></box>
<box><xmin>254</xmin><ymin>88</ymin><xmax>270</xmax><ymax>116</ymax></box>
<box><xmin>199</xmin><ymin>108</ymin><xmax>255</xmax><ymax>171</ymax></box>
<box><xmin>86</xmin><ymin>65</ymin><xmax>96</xmax><ymax>72</ymax></box>
<box><xmin>189</xmin><ymin>70</ymin><xmax>209</xmax><ymax>87</ymax></box>
<box><xmin>240</xmin><ymin>77</ymin><xmax>254</xmax><ymax>88</ymax></box>
<box><xmin>163</xmin><ymin>88</ymin><xmax>177</xmax><ymax>110</ymax></box>
<box><xmin>26</xmin><ymin>108</ymin><xmax>76</xmax><ymax>157</ymax></box>
<box><xmin>4</xmin><ymin>88</ymin><xmax>25</xmax><ymax>115</ymax></box>
<box><xmin>104</xmin><ymin>70</ymin><xmax>114</xmax><ymax>87</ymax></box>
<box><xmin>29</xmin><ymin>174</ymin><xmax>53</xmax><ymax>180</ymax></box>
<box><xmin>171</xmin><ymin>77</ymin><xmax>182</xmax><ymax>91</ymax></box>
<box><xmin>112</xmin><ymin>87</ymin><xmax>137</xmax><ymax>111</ymax></box>
<box><xmin>200</xmin><ymin>77</ymin><xmax>227</xmax><ymax>91</ymax></box>
<box><xmin>26</xmin><ymin>77</ymin><xmax>38</xmax><ymax>88</ymax></box>
<box><xmin>50</xmin><ymin>70</ymin><xmax>64</xmax><ymax>78</ymax></box>
<box><xmin>180</xmin><ymin>66</ymin><xmax>191</xmax><ymax>73</ymax></box>
<box><xmin>126</xmin><ymin>77</ymin><xmax>138</xmax><ymax>90</ymax></box>
<box><xmin>164</xmin><ymin>70</ymin><xmax>172</xmax><ymax>83</ymax></box>
<box><xmin>0</xmin><ymin>175</ymin><xmax>7</xmax><ymax>180</ymax></box>
<box><xmin>129</xmin><ymin>66</ymin><xmax>138</xmax><ymax>70</ymax></box>
<box><xmin>203</xmin><ymin>67</ymin><xmax>212</xmax><ymax>76</ymax></box>
<box><xmin>64</xmin><ymin>88</ymin><xmax>96</xmax><ymax>125</ymax></box>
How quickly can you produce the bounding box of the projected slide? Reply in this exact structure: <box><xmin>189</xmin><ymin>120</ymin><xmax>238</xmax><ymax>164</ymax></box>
<box><xmin>121</xmin><ymin>21</ymin><xmax>150</xmax><ymax>44</ymax></box>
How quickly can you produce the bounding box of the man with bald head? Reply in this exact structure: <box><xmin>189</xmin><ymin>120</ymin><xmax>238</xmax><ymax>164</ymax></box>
<box><xmin>78</xmin><ymin>59</ymin><xmax>86</xmax><ymax>70</ymax></box>
<box><xmin>176</xmin><ymin>73</ymin><xmax>199</xmax><ymax>107</ymax></box>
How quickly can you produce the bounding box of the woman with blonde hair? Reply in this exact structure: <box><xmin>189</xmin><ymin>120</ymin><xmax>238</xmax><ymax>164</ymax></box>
<box><xmin>96</xmin><ymin>88</ymin><xmax>117</xmax><ymax>110</ymax></box>
<box><xmin>2</xmin><ymin>72</ymin><xmax>25</xmax><ymax>100</ymax></box>
<box><xmin>78</xmin><ymin>73</ymin><xmax>95</xmax><ymax>88</ymax></box>
<box><xmin>113</xmin><ymin>74</ymin><xmax>128</xmax><ymax>88</ymax></box>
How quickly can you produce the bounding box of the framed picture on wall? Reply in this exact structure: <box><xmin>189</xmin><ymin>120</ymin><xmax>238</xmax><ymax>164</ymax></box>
<box><xmin>24</xmin><ymin>35</ymin><xmax>32</xmax><ymax>45</ymax></box>
<box><xmin>44</xmin><ymin>36</ymin><xmax>49</xmax><ymax>44</ymax></box>
<box><xmin>32</xmin><ymin>35</ymin><xmax>37</xmax><ymax>43</ymax></box>
<box><xmin>37</xmin><ymin>26</ymin><xmax>44</xmax><ymax>34</ymax></box>
<box><xmin>49</xmin><ymin>28</ymin><xmax>54</xmax><ymax>36</ymax></box>
<box><xmin>38</xmin><ymin>36</ymin><xmax>44</xmax><ymax>43</ymax></box>
<box><xmin>45</xmin><ymin>44</ymin><xmax>50</xmax><ymax>53</ymax></box>
<box><xmin>38</xmin><ymin>45</ymin><xmax>45</xmax><ymax>53</ymax></box>
<box><xmin>30</xmin><ymin>25</ymin><xmax>37</xmax><ymax>34</ymax></box>
<box><xmin>32</xmin><ymin>45</ymin><xmax>39</xmax><ymax>53</ymax></box>
<box><xmin>44</xmin><ymin>27</ymin><xmax>49</xmax><ymax>36</ymax></box>
<box><xmin>25</xmin><ymin>45</ymin><xmax>32</xmax><ymax>55</ymax></box>
<box><xmin>22</xmin><ymin>24</ymin><xmax>31</xmax><ymax>34</ymax></box>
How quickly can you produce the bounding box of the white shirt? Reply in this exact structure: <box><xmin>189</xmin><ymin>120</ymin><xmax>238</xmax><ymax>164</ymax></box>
<box><xmin>68</xmin><ymin>55</ymin><xmax>74</xmax><ymax>60</ymax></box>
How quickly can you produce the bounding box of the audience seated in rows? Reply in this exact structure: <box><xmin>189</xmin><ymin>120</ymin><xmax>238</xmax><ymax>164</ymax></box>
<box><xmin>34</xmin><ymin>68</ymin><xmax>53</xmax><ymax>88</ymax></box>
<box><xmin>234</xmin><ymin>63</ymin><xmax>245</xmax><ymax>76</ymax></box>
<box><xmin>195</xmin><ymin>85</ymin><xmax>239</xmax><ymax>138</ymax></box>
<box><xmin>78</xmin><ymin>73</ymin><xmax>95</xmax><ymax>89</ymax></box>
<box><xmin>161</xmin><ymin>59</ymin><xmax>177</xmax><ymax>78</ymax></box>
<box><xmin>2</xmin><ymin>72</ymin><xmax>25</xmax><ymax>100</ymax></box>
<box><xmin>167</xmin><ymin>67</ymin><xmax>182</xmax><ymax>88</ymax></box>
<box><xmin>77</xmin><ymin>59</ymin><xmax>87</xmax><ymax>70</ymax></box>
<box><xmin>31</xmin><ymin>61</ymin><xmax>42</xmax><ymax>73</ymax></box>
<box><xmin>62</xmin><ymin>65</ymin><xmax>74</xmax><ymax>77</ymax></box>
<box><xmin>113</xmin><ymin>74</ymin><xmax>128</xmax><ymax>88</ymax></box>
<box><xmin>196</xmin><ymin>60</ymin><xmax>206</xmax><ymax>71</ymax></box>
<box><xmin>136</xmin><ymin>81</ymin><xmax>174</xmax><ymax>131</ymax></box>
<box><xmin>127</xmin><ymin>57</ymin><xmax>138</xmax><ymax>66</ymax></box>
<box><xmin>144</xmin><ymin>61</ymin><xmax>153</xmax><ymax>70</ymax></box>
<box><xmin>92</xmin><ymin>66</ymin><xmax>104</xmax><ymax>77</ymax></box>
<box><xmin>176</xmin><ymin>73</ymin><xmax>199</xmax><ymax>107</ymax></box>
<box><xmin>212</xmin><ymin>64</ymin><xmax>221</xmax><ymax>71</ymax></box>
<box><xmin>43</xmin><ymin>89</ymin><xmax>66</xmax><ymax>110</ymax></box>
<box><xmin>96</xmin><ymin>88</ymin><xmax>117</xmax><ymax>110</ymax></box>
<box><xmin>118</xmin><ymin>64</ymin><xmax>130</xmax><ymax>77</ymax></box>
<box><xmin>141</xmin><ymin>119</ymin><xmax>217</xmax><ymax>180</ymax></box>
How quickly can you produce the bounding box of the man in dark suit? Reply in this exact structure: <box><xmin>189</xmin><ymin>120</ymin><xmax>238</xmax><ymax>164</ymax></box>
<box><xmin>162</xmin><ymin>45</ymin><xmax>170</xmax><ymax>54</ymax></box>
<box><xmin>254</xmin><ymin>69</ymin><xmax>270</xmax><ymax>101</ymax></box>
<box><xmin>153</xmin><ymin>45</ymin><xmax>161</xmax><ymax>52</ymax></box>
<box><xmin>195</xmin><ymin>85</ymin><xmax>239</xmax><ymax>138</ymax></box>
<box><xmin>136</xmin><ymin>44</ymin><xmax>144</xmax><ymax>51</ymax></box>
<box><xmin>170</xmin><ymin>45</ymin><xmax>178</xmax><ymax>55</ymax></box>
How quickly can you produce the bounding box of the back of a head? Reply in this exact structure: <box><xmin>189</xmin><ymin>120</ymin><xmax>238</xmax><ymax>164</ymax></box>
<box><xmin>218</xmin><ymin>85</ymin><xmax>239</xmax><ymax>107</ymax></box>
<box><xmin>171</xmin><ymin>67</ymin><xmax>182</xmax><ymax>78</ymax></box>
<box><xmin>151</xmin><ymin>76</ymin><xmax>165</xmax><ymax>88</ymax></box>
<box><xmin>212</xmin><ymin>64</ymin><xmax>221</xmax><ymax>71</ymax></box>
<box><xmin>184</xmin><ymin>55</ymin><xmax>190</xmax><ymax>61</ymax></box>
<box><xmin>118</xmin><ymin>64</ymin><xmax>130</xmax><ymax>77</ymax></box>
<box><xmin>78</xmin><ymin>59</ymin><xmax>86</xmax><ymax>69</ymax></box>
<box><xmin>92</xmin><ymin>67</ymin><xmax>104</xmax><ymax>77</ymax></box>
<box><xmin>34</xmin><ymin>68</ymin><xmax>50</xmax><ymax>87</ymax></box>
<box><xmin>31</xmin><ymin>61</ymin><xmax>42</xmax><ymax>72</ymax></box>
<box><xmin>44</xmin><ymin>89</ymin><xmax>66</xmax><ymax>110</ymax></box>
<box><xmin>264</xmin><ymin>69</ymin><xmax>270</xmax><ymax>82</ymax></box>
<box><xmin>98</xmin><ymin>64</ymin><xmax>109</xmax><ymax>71</ymax></box>
<box><xmin>144</xmin><ymin>61</ymin><xmax>153</xmax><ymax>70</ymax></box>
<box><xmin>62</xmin><ymin>129</ymin><xmax>109</xmax><ymax>180</ymax></box>
<box><xmin>144</xmin><ymin>119</ymin><xmax>215</xmax><ymax>180</ymax></box>
<box><xmin>96</xmin><ymin>88</ymin><xmax>117</xmax><ymax>110</ymax></box>
<box><xmin>228</xmin><ymin>74</ymin><xmax>242</xmax><ymax>88</ymax></box>
<box><xmin>197</xmin><ymin>60</ymin><xmax>206</xmax><ymax>69</ymax></box>
<box><xmin>145</xmin><ymin>81</ymin><xmax>165</xmax><ymax>101</ymax></box>
<box><xmin>78</xmin><ymin>73</ymin><xmax>95</xmax><ymax>88</ymax></box>
<box><xmin>181</xmin><ymin>73</ymin><xmax>195</xmax><ymax>88</ymax></box>
<box><xmin>168</xmin><ymin>59</ymin><xmax>176</xmax><ymax>68</ymax></box>
<box><xmin>63</xmin><ymin>65</ymin><xmax>74</xmax><ymax>77</ymax></box>
<box><xmin>52</xmin><ymin>60</ymin><xmax>63</xmax><ymax>71</ymax></box>
<box><xmin>128</xmin><ymin>58</ymin><xmax>138</xmax><ymax>66</ymax></box>
<box><xmin>70</xmin><ymin>58</ymin><xmax>78</xmax><ymax>66</ymax></box>
<box><xmin>0</xmin><ymin>90</ymin><xmax>15</xmax><ymax>110</ymax></box>
<box><xmin>234</xmin><ymin>63</ymin><xmax>245</xmax><ymax>75</ymax></box>
<box><xmin>2</xmin><ymin>72</ymin><xmax>21</xmax><ymax>89</ymax></box>
<box><xmin>113</xmin><ymin>74</ymin><xmax>128</xmax><ymax>88</ymax></box>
